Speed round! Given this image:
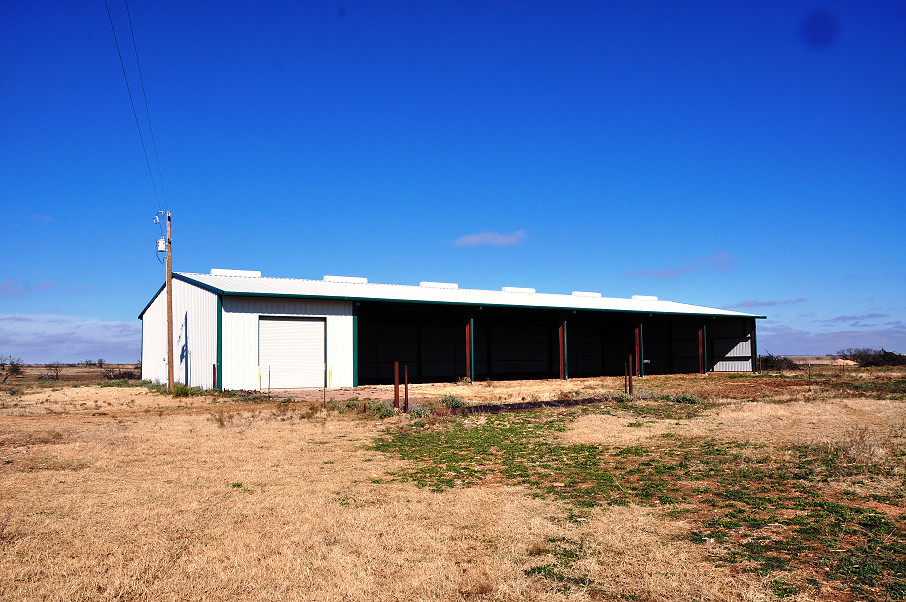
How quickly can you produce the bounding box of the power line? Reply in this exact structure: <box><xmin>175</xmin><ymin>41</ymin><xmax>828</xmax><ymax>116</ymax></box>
<box><xmin>124</xmin><ymin>0</ymin><xmax>168</xmax><ymax>211</ymax></box>
<box><xmin>103</xmin><ymin>0</ymin><xmax>162</xmax><ymax>211</ymax></box>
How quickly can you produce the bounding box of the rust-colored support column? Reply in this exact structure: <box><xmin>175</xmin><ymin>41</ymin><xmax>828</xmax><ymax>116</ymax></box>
<box><xmin>465</xmin><ymin>318</ymin><xmax>473</xmax><ymax>382</ymax></box>
<box><xmin>634</xmin><ymin>325</ymin><xmax>641</xmax><ymax>377</ymax></box>
<box><xmin>558</xmin><ymin>319</ymin><xmax>568</xmax><ymax>380</ymax></box>
<box><xmin>393</xmin><ymin>361</ymin><xmax>400</xmax><ymax>409</ymax></box>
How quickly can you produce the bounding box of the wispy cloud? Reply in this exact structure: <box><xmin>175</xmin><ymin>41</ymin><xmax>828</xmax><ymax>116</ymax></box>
<box><xmin>455</xmin><ymin>230</ymin><xmax>527</xmax><ymax>247</ymax></box>
<box><xmin>0</xmin><ymin>280</ymin><xmax>26</xmax><ymax>296</ymax></box>
<box><xmin>625</xmin><ymin>253</ymin><xmax>731</xmax><ymax>279</ymax></box>
<box><xmin>729</xmin><ymin>298</ymin><xmax>806</xmax><ymax>309</ymax></box>
<box><xmin>29</xmin><ymin>214</ymin><xmax>54</xmax><ymax>222</ymax></box>
<box><xmin>0</xmin><ymin>314</ymin><xmax>140</xmax><ymax>364</ymax></box>
<box><xmin>821</xmin><ymin>313</ymin><xmax>888</xmax><ymax>323</ymax></box>
<box><xmin>0</xmin><ymin>279</ymin><xmax>55</xmax><ymax>296</ymax></box>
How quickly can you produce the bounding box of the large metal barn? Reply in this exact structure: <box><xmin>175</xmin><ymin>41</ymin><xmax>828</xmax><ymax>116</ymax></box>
<box><xmin>139</xmin><ymin>269</ymin><xmax>765</xmax><ymax>390</ymax></box>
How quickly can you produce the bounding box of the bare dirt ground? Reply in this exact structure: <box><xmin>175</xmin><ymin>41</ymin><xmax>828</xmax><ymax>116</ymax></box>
<box><xmin>1</xmin><ymin>366</ymin><xmax>904</xmax><ymax>600</ymax></box>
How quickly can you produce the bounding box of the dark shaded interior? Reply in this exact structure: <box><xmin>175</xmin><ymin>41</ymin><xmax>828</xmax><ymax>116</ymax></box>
<box><xmin>355</xmin><ymin>301</ymin><xmax>755</xmax><ymax>385</ymax></box>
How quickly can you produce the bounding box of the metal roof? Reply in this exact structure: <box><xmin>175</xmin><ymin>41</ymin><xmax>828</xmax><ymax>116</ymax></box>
<box><xmin>141</xmin><ymin>271</ymin><xmax>766</xmax><ymax>319</ymax></box>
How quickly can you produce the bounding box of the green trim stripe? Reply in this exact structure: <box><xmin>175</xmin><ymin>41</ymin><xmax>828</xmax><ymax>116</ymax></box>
<box><xmin>352</xmin><ymin>313</ymin><xmax>358</xmax><ymax>388</ymax></box>
<box><xmin>137</xmin><ymin>282</ymin><xmax>167</xmax><ymax>319</ymax></box>
<box><xmin>469</xmin><ymin>317</ymin><xmax>475</xmax><ymax>383</ymax></box>
<box><xmin>639</xmin><ymin>322</ymin><xmax>645</xmax><ymax>377</ymax></box>
<box><xmin>216</xmin><ymin>295</ymin><xmax>223</xmax><ymax>390</ymax></box>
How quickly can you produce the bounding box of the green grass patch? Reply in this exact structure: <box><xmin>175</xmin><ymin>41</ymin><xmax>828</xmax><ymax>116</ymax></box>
<box><xmin>372</xmin><ymin>403</ymin><xmax>906</xmax><ymax>599</ymax></box>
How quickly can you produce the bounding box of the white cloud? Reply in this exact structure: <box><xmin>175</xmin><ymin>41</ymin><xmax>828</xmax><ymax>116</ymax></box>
<box><xmin>0</xmin><ymin>314</ymin><xmax>140</xmax><ymax>364</ymax></box>
<box><xmin>454</xmin><ymin>230</ymin><xmax>527</xmax><ymax>247</ymax></box>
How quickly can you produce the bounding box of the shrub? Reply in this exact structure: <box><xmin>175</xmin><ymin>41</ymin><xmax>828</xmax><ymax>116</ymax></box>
<box><xmin>409</xmin><ymin>405</ymin><xmax>431</xmax><ymax>419</ymax></box>
<box><xmin>105</xmin><ymin>369</ymin><xmax>138</xmax><ymax>380</ymax></box>
<box><xmin>326</xmin><ymin>398</ymin><xmax>361</xmax><ymax>413</ymax></box>
<box><xmin>171</xmin><ymin>383</ymin><xmax>201</xmax><ymax>398</ymax></box>
<box><xmin>616</xmin><ymin>393</ymin><xmax>634</xmax><ymax>403</ymax></box>
<box><xmin>672</xmin><ymin>392</ymin><xmax>703</xmax><ymax>404</ymax></box>
<box><xmin>379</xmin><ymin>406</ymin><xmax>399</xmax><ymax>419</ymax></box>
<box><xmin>440</xmin><ymin>393</ymin><xmax>466</xmax><ymax>408</ymax></box>
<box><xmin>1</xmin><ymin>356</ymin><xmax>23</xmax><ymax>383</ymax></box>
<box><xmin>363</xmin><ymin>399</ymin><xmax>399</xmax><ymax>418</ymax></box>
<box><xmin>366</xmin><ymin>399</ymin><xmax>385</xmax><ymax>414</ymax></box>
<box><xmin>759</xmin><ymin>352</ymin><xmax>800</xmax><ymax>371</ymax></box>
<box><xmin>46</xmin><ymin>362</ymin><xmax>62</xmax><ymax>379</ymax></box>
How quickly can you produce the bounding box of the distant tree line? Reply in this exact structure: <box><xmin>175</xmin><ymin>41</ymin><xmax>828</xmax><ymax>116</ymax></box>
<box><xmin>836</xmin><ymin>348</ymin><xmax>906</xmax><ymax>367</ymax></box>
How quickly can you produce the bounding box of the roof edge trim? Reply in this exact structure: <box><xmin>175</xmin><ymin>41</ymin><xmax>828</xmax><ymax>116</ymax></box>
<box><xmin>137</xmin><ymin>283</ymin><xmax>166</xmax><ymax>319</ymax></box>
<box><xmin>216</xmin><ymin>289</ymin><xmax>765</xmax><ymax>318</ymax></box>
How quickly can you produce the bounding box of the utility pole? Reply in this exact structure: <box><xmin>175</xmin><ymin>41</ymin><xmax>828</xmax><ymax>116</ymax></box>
<box><xmin>166</xmin><ymin>211</ymin><xmax>174</xmax><ymax>391</ymax></box>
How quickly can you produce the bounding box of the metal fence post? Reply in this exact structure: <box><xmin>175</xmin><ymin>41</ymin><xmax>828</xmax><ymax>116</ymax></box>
<box><xmin>394</xmin><ymin>361</ymin><xmax>400</xmax><ymax>409</ymax></box>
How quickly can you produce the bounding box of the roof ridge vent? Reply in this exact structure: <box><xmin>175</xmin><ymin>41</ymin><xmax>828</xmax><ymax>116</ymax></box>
<box><xmin>323</xmin><ymin>275</ymin><xmax>368</xmax><ymax>284</ymax></box>
<box><xmin>419</xmin><ymin>281</ymin><xmax>458</xmax><ymax>289</ymax></box>
<box><xmin>210</xmin><ymin>268</ymin><xmax>261</xmax><ymax>277</ymax></box>
<box><xmin>502</xmin><ymin>286</ymin><xmax>536</xmax><ymax>294</ymax></box>
<box><xmin>631</xmin><ymin>295</ymin><xmax>659</xmax><ymax>301</ymax></box>
<box><xmin>572</xmin><ymin>291</ymin><xmax>601</xmax><ymax>298</ymax></box>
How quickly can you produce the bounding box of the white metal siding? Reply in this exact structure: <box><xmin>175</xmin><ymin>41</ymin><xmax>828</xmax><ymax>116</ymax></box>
<box><xmin>713</xmin><ymin>359</ymin><xmax>753</xmax><ymax>372</ymax></box>
<box><xmin>259</xmin><ymin>318</ymin><xmax>325</xmax><ymax>388</ymax></box>
<box><xmin>141</xmin><ymin>290</ymin><xmax>168</xmax><ymax>385</ymax></box>
<box><xmin>709</xmin><ymin>318</ymin><xmax>754</xmax><ymax>373</ymax></box>
<box><xmin>140</xmin><ymin>279</ymin><xmax>217</xmax><ymax>388</ymax></box>
<box><xmin>174</xmin><ymin>279</ymin><xmax>217</xmax><ymax>388</ymax></box>
<box><xmin>221</xmin><ymin>296</ymin><xmax>353</xmax><ymax>390</ymax></box>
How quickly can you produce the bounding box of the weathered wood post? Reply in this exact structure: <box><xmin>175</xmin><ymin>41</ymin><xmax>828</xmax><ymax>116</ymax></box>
<box><xmin>628</xmin><ymin>354</ymin><xmax>634</xmax><ymax>396</ymax></box>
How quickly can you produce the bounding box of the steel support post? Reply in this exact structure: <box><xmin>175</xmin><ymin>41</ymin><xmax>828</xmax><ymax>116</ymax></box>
<box><xmin>634</xmin><ymin>325</ymin><xmax>641</xmax><ymax>377</ymax></box>
<box><xmin>698</xmin><ymin>326</ymin><xmax>705</xmax><ymax>374</ymax></box>
<box><xmin>393</xmin><ymin>361</ymin><xmax>400</xmax><ymax>409</ymax></box>
<box><xmin>750</xmin><ymin>318</ymin><xmax>758</xmax><ymax>373</ymax></box>
<box><xmin>465</xmin><ymin>317</ymin><xmax>473</xmax><ymax>382</ymax></box>
<box><xmin>558</xmin><ymin>319</ymin><xmax>568</xmax><ymax>380</ymax></box>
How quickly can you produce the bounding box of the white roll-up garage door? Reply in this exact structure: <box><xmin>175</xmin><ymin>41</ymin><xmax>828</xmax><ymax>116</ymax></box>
<box><xmin>259</xmin><ymin>318</ymin><xmax>326</xmax><ymax>388</ymax></box>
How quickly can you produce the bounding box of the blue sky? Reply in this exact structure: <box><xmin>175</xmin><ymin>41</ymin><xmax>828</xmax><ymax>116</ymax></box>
<box><xmin>2</xmin><ymin>1</ymin><xmax>904</xmax><ymax>363</ymax></box>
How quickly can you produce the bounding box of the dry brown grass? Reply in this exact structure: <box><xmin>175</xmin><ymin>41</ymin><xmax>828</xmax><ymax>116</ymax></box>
<box><xmin>3</xmin><ymin>370</ymin><xmax>906</xmax><ymax>600</ymax></box>
<box><xmin>577</xmin><ymin>505</ymin><xmax>773</xmax><ymax>601</ymax></box>
<box><xmin>562</xmin><ymin>397</ymin><xmax>906</xmax><ymax>451</ymax></box>
<box><xmin>0</xmin><ymin>384</ymin><xmax>781</xmax><ymax>601</ymax></box>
